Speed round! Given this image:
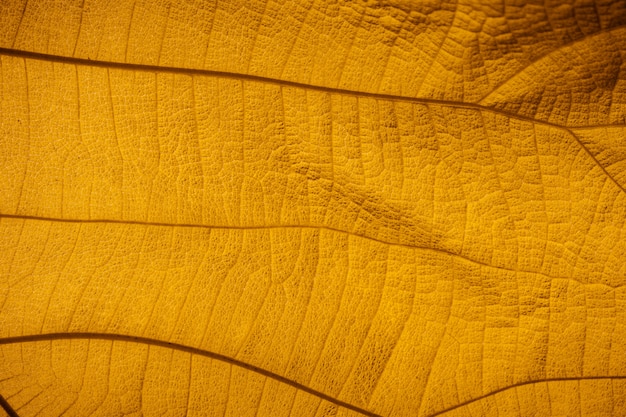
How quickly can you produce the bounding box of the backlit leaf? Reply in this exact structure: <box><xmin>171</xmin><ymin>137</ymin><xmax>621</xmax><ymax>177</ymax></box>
<box><xmin>1</xmin><ymin>1</ymin><xmax>626</xmax><ymax>416</ymax></box>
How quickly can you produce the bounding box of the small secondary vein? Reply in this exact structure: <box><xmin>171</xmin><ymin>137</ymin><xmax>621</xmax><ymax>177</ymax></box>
<box><xmin>0</xmin><ymin>213</ymin><xmax>620</xmax><ymax>289</ymax></box>
<box><xmin>427</xmin><ymin>375</ymin><xmax>626</xmax><ymax>417</ymax></box>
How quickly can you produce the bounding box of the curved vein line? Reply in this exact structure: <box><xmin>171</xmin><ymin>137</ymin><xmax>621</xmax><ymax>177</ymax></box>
<box><xmin>0</xmin><ymin>333</ymin><xmax>380</xmax><ymax>417</ymax></box>
<box><xmin>0</xmin><ymin>47</ymin><xmax>599</xmax><ymax>132</ymax></box>
<box><xmin>478</xmin><ymin>24</ymin><xmax>626</xmax><ymax>103</ymax></box>
<box><xmin>0</xmin><ymin>46</ymin><xmax>491</xmax><ymax>110</ymax></box>
<box><xmin>0</xmin><ymin>212</ymin><xmax>485</xmax><ymax>263</ymax></box>
<box><xmin>427</xmin><ymin>375</ymin><xmax>626</xmax><ymax>417</ymax></box>
<box><xmin>2</xmin><ymin>333</ymin><xmax>625</xmax><ymax>417</ymax></box>
<box><xmin>1</xmin><ymin>46</ymin><xmax>624</xmax><ymax>130</ymax></box>
<box><xmin>564</xmin><ymin>127</ymin><xmax>626</xmax><ymax>195</ymax></box>
<box><xmin>1</xmin><ymin>49</ymin><xmax>625</xmax><ymax>193</ymax></box>
<box><xmin>0</xmin><ymin>213</ymin><xmax>619</xmax><ymax>290</ymax></box>
<box><xmin>0</xmin><ymin>393</ymin><xmax>19</xmax><ymax>417</ymax></box>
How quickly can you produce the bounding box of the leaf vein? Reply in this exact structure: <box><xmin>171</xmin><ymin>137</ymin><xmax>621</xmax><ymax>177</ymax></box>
<box><xmin>0</xmin><ymin>333</ymin><xmax>383</xmax><ymax>417</ymax></box>
<box><xmin>0</xmin><ymin>213</ymin><xmax>620</xmax><ymax>290</ymax></box>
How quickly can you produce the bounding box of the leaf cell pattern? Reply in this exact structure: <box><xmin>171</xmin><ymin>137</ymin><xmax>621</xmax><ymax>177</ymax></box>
<box><xmin>1</xmin><ymin>0</ymin><xmax>626</xmax><ymax>416</ymax></box>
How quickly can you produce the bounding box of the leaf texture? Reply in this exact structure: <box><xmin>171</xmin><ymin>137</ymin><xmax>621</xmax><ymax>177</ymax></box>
<box><xmin>480</xmin><ymin>28</ymin><xmax>626</xmax><ymax>127</ymax></box>
<box><xmin>1</xmin><ymin>0</ymin><xmax>626</xmax><ymax>416</ymax></box>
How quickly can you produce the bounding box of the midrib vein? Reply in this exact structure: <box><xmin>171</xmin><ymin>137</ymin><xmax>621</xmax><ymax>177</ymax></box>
<box><xmin>2</xmin><ymin>46</ymin><xmax>626</xmax><ymax>198</ymax></box>
<box><xmin>0</xmin><ymin>213</ymin><xmax>618</xmax><ymax>289</ymax></box>
<box><xmin>0</xmin><ymin>46</ymin><xmax>484</xmax><ymax>109</ymax></box>
<box><xmin>1</xmin><ymin>46</ymin><xmax>625</xmax><ymax>198</ymax></box>
<box><xmin>0</xmin><ymin>333</ymin><xmax>381</xmax><ymax>417</ymax></box>
<box><xmin>1</xmin><ymin>333</ymin><xmax>625</xmax><ymax>417</ymax></box>
<box><xmin>0</xmin><ymin>393</ymin><xmax>19</xmax><ymax>417</ymax></box>
<box><xmin>0</xmin><ymin>46</ymin><xmax>623</xmax><ymax>131</ymax></box>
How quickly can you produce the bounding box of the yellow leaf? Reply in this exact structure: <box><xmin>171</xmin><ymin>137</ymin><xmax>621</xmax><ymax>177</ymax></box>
<box><xmin>1</xmin><ymin>1</ymin><xmax>626</xmax><ymax>416</ymax></box>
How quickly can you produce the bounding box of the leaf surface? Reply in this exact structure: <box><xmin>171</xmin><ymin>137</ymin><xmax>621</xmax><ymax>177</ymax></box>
<box><xmin>1</xmin><ymin>1</ymin><xmax>626</xmax><ymax>416</ymax></box>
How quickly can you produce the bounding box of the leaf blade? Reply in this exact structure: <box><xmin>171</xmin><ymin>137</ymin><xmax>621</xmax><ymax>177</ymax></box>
<box><xmin>2</xmin><ymin>1</ymin><xmax>626</xmax><ymax>416</ymax></box>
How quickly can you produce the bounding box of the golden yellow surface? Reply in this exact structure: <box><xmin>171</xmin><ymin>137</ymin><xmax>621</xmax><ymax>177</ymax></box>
<box><xmin>0</xmin><ymin>1</ymin><xmax>626</xmax><ymax>416</ymax></box>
